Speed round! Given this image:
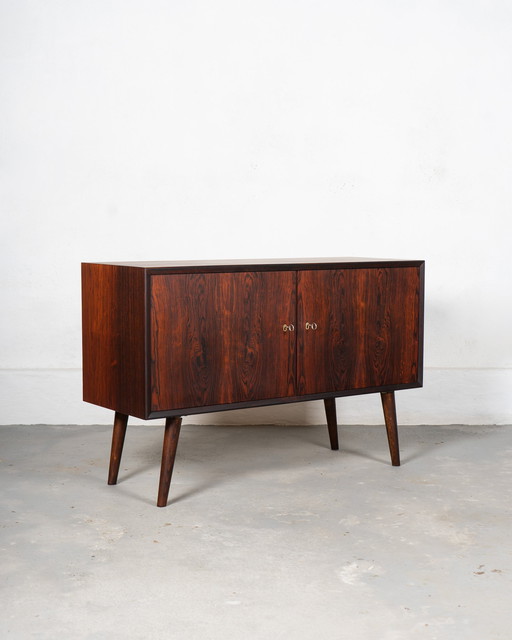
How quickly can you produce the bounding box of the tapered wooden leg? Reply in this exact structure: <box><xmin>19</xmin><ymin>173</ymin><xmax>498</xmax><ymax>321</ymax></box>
<box><xmin>381</xmin><ymin>392</ymin><xmax>400</xmax><ymax>466</ymax></box>
<box><xmin>157</xmin><ymin>417</ymin><xmax>183</xmax><ymax>507</ymax></box>
<box><xmin>108</xmin><ymin>412</ymin><xmax>128</xmax><ymax>485</ymax></box>
<box><xmin>324</xmin><ymin>397</ymin><xmax>339</xmax><ymax>450</ymax></box>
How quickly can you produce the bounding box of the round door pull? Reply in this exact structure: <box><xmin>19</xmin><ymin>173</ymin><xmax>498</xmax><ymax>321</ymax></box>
<box><xmin>282</xmin><ymin>324</ymin><xmax>295</xmax><ymax>332</ymax></box>
<box><xmin>305</xmin><ymin>322</ymin><xmax>318</xmax><ymax>330</ymax></box>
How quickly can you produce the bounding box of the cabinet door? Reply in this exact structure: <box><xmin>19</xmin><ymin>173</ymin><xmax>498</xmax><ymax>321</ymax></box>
<box><xmin>297</xmin><ymin>268</ymin><xmax>421</xmax><ymax>395</ymax></box>
<box><xmin>150</xmin><ymin>271</ymin><xmax>296</xmax><ymax>411</ymax></box>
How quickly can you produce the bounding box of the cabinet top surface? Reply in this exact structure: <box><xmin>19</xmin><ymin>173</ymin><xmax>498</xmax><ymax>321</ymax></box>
<box><xmin>83</xmin><ymin>257</ymin><xmax>424</xmax><ymax>271</ymax></box>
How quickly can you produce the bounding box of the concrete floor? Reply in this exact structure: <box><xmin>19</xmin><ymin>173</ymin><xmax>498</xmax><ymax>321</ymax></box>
<box><xmin>1</xmin><ymin>423</ymin><xmax>511</xmax><ymax>639</ymax></box>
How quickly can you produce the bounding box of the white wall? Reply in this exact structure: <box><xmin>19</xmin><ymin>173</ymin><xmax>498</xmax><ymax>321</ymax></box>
<box><xmin>1</xmin><ymin>1</ymin><xmax>511</xmax><ymax>425</ymax></box>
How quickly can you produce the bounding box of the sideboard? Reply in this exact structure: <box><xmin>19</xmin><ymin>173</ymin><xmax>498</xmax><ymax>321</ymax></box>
<box><xmin>82</xmin><ymin>258</ymin><xmax>424</xmax><ymax>506</ymax></box>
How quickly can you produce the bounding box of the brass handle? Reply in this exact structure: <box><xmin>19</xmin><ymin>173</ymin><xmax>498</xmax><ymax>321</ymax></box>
<box><xmin>282</xmin><ymin>324</ymin><xmax>295</xmax><ymax>332</ymax></box>
<box><xmin>305</xmin><ymin>322</ymin><xmax>318</xmax><ymax>330</ymax></box>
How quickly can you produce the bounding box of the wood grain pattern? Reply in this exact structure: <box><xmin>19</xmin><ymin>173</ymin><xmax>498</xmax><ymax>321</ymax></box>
<box><xmin>82</xmin><ymin>261</ymin><xmax>424</xmax><ymax>419</ymax></box>
<box><xmin>82</xmin><ymin>260</ymin><xmax>425</xmax><ymax>506</ymax></box>
<box><xmin>297</xmin><ymin>267</ymin><xmax>421</xmax><ymax>395</ymax></box>
<box><xmin>150</xmin><ymin>271</ymin><xmax>296</xmax><ymax>411</ymax></box>
<box><xmin>82</xmin><ymin>264</ymin><xmax>147</xmax><ymax>418</ymax></box>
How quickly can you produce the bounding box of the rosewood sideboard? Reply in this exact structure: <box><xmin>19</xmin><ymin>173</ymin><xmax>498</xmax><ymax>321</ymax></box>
<box><xmin>82</xmin><ymin>258</ymin><xmax>424</xmax><ymax>506</ymax></box>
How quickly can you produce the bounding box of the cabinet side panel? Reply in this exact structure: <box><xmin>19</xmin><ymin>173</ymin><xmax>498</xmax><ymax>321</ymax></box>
<box><xmin>150</xmin><ymin>271</ymin><xmax>296</xmax><ymax>411</ymax></box>
<box><xmin>82</xmin><ymin>264</ymin><xmax>146</xmax><ymax>418</ymax></box>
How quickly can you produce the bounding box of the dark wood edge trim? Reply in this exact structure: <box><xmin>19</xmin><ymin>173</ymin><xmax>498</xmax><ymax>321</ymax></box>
<box><xmin>144</xmin><ymin>271</ymin><xmax>151</xmax><ymax>418</ymax></box>
<box><xmin>82</xmin><ymin>260</ymin><xmax>425</xmax><ymax>270</ymax></box>
<box><xmin>146</xmin><ymin>382</ymin><xmax>422</xmax><ymax>419</ymax></box>
<box><xmin>143</xmin><ymin>261</ymin><xmax>425</xmax><ymax>276</ymax></box>
<box><xmin>293</xmin><ymin>270</ymin><xmax>298</xmax><ymax>388</ymax></box>
<box><xmin>417</xmin><ymin>263</ymin><xmax>425</xmax><ymax>387</ymax></box>
<box><xmin>81</xmin><ymin>264</ymin><xmax>87</xmax><ymax>400</ymax></box>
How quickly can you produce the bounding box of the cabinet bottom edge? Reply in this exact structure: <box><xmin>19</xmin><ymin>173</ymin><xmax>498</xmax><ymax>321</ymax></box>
<box><xmin>146</xmin><ymin>382</ymin><xmax>422</xmax><ymax>420</ymax></box>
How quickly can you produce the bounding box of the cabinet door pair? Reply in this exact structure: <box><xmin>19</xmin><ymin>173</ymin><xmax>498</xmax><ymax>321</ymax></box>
<box><xmin>150</xmin><ymin>268</ymin><xmax>421</xmax><ymax>412</ymax></box>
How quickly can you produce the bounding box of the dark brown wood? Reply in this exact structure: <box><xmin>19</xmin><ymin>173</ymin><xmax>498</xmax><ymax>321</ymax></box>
<box><xmin>150</xmin><ymin>271</ymin><xmax>296</xmax><ymax>412</ymax></box>
<box><xmin>323</xmin><ymin>397</ymin><xmax>339</xmax><ymax>450</ymax></box>
<box><xmin>82</xmin><ymin>260</ymin><xmax>424</xmax><ymax>420</ymax></box>
<box><xmin>381</xmin><ymin>391</ymin><xmax>400</xmax><ymax>466</ymax></box>
<box><xmin>108</xmin><ymin>412</ymin><xmax>128</xmax><ymax>484</ymax></box>
<box><xmin>417</xmin><ymin>263</ymin><xmax>425</xmax><ymax>387</ymax></box>
<box><xmin>157</xmin><ymin>417</ymin><xmax>183</xmax><ymax>507</ymax></box>
<box><xmin>82</xmin><ymin>264</ymin><xmax>147</xmax><ymax>418</ymax></box>
<box><xmin>297</xmin><ymin>268</ymin><xmax>421</xmax><ymax>396</ymax></box>
<box><xmin>82</xmin><ymin>259</ymin><xmax>424</xmax><ymax>505</ymax></box>
<box><xmin>146</xmin><ymin>381</ymin><xmax>421</xmax><ymax>418</ymax></box>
